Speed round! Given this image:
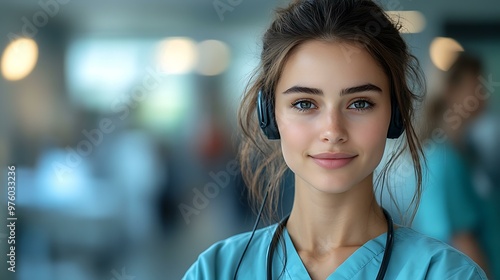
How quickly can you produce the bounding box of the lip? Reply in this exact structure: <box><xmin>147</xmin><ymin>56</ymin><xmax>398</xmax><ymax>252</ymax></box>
<box><xmin>310</xmin><ymin>153</ymin><xmax>357</xmax><ymax>169</ymax></box>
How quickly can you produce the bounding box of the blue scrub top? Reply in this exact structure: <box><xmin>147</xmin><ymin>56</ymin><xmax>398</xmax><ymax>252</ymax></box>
<box><xmin>183</xmin><ymin>224</ymin><xmax>487</xmax><ymax>279</ymax></box>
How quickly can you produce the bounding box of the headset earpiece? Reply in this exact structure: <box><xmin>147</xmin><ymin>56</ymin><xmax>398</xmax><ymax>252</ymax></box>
<box><xmin>257</xmin><ymin>90</ymin><xmax>280</xmax><ymax>139</ymax></box>
<box><xmin>387</xmin><ymin>97</ymin><xmax>404</xmax><ymax>139</ymax></box>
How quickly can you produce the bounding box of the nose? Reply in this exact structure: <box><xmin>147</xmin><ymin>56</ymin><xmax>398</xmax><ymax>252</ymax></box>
<box><xmin>319</xmin><ymin>110</ymin><xmax>348</xmax><ymax>144</ymax></box>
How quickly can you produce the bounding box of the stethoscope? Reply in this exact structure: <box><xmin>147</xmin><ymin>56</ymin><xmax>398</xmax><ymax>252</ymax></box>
<box><xmin>233</xmin><ymin>190</ymin><xmax>394</xmax><ymax>280</ymax></box>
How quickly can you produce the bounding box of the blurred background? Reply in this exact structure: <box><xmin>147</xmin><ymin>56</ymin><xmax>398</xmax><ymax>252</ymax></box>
<box><xmin>0</xmin><ymin>0</ymin><xmax>499</xmax><ymax>279</ymax></box>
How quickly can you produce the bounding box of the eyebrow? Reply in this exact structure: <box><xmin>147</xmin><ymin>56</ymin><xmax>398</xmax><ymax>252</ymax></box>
<box><xmin>282</xmin><ymin>83</ymin><xmax>383</xmax><ymax>96</ymax></box>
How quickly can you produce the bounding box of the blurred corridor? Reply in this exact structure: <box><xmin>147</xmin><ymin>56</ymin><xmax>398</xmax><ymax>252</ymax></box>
<box><xmin>0</xmin><ymin>0</ymin><xmax>499</xmax><ymax>279</ymax></box>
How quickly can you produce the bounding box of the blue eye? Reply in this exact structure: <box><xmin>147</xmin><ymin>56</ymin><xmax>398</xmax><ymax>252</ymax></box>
<box><xmin>348</xmin><ymin>99</ymin><xmax>374</xmax><ymax>111</ymax></box>
<box><xmin>292</xmin><ymin>100</ymin><xmax>316</xmax><ymax>112</ymax></box>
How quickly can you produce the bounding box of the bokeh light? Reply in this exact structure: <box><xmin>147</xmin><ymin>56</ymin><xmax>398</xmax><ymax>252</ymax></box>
<box><xmin>157</xmin><ymin>37</ymin><xmax>198</xmax><ymax>75</ymax></box>
<box><xmin>1</xmin><ymin>37</ymin><xmax>39</xmax><ymax>81</ymax></box>
<box><xmin>386</xmin><ymin>11</ymin><xmax>426</xmax><ymax>33</ymax></box>
<box><xmin>138</xmin><ymin>77</ymin><xmax>192</xmax><ymax>133</ymax></box>
<box><xmin>430</xmin><ymin>37</ymin><xmax>464</xmax><ymax>71</ymax></box>
<box><xmin>195</xmin><ymin>40</ymin><xmax>231</xmax><ymax>76</ymax></box>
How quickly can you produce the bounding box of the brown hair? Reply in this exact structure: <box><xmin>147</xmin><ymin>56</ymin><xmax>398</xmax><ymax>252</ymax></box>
<box><xmin>238</xmin><ymin>0</ymin><xmax>426</xmax><ymax>224</ymax></box>
<box><xmin>422</xmin><ymin>52</ymin><xmax>483</xmax><ymax>139</ymax></box>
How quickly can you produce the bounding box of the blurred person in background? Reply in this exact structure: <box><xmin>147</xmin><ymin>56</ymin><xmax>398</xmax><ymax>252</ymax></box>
<box><xmin>413</xmin><ymin>52</ymin><xmax>493</xmax><ymax>277</ymax></box>
<box><xmin>182</xmin><ymin>0</ymin><xmax>487</xmax><ymax>279</ymax></box>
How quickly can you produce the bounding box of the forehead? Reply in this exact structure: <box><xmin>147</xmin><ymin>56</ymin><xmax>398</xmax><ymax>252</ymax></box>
<box><xmin>277</xmin><ymin>40</ymin><xmax>389</xmax><ymax>93</ymax></box>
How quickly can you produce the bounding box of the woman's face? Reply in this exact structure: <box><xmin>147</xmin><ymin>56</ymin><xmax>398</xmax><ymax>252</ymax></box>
<box><xmin>275</xmin><ymin>40</ymin><xmax>391</xmax><ymax>194</ymax></box>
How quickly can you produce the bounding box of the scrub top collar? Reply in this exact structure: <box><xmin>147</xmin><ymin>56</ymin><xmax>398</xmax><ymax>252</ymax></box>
<box><xmin>271</xmin><ymin>227</ymin><xmax>391</xmax><ymax>279</ymax></box>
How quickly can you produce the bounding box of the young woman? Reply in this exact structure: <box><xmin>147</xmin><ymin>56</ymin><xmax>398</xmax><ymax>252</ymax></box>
<box><xmin>183</xmin><ymin>0</ymin><xmax>488</xmax><ymax>279</ymax></box>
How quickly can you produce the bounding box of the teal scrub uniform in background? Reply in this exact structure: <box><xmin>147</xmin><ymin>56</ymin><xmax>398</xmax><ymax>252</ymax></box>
<box><xmin>413</xmin><ymin>143</ymin><xmax>480</xmax><ymax>242</ymax></box>
<box><xmin>413</xmin><ymin>143</ymin><xmax>499</xmax><ymax>279</ymax></box>
<box><xmin>183</xmin><ymin>224</ymin><xmax>487</xmax><ymax>279</ymax></box>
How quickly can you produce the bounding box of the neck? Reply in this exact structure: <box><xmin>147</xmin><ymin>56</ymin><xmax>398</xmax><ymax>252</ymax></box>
<box><xmin>286</xmin><ymin>174</ymin><xmax>387</xmax><ymax>253</ymax></box>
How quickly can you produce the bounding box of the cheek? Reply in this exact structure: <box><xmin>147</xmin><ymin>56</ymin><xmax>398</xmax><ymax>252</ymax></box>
<box><xmin>277</xmin><ymin>118</ymin><xmax>311</xmax><ymax>164</ymax></box>
<box><xmin>351</xmin><ymin>110</ymin><xmax>390</xmax><ymax>158</ymax></box>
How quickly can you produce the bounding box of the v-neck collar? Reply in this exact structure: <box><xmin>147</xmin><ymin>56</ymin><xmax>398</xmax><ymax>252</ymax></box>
<box><xmin>276</xmin><ymin>227</ymin><xmax>389</xmax><ymax>279</ymax></box>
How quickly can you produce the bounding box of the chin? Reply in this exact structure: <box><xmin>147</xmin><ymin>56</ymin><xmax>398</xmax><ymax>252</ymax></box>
<box><xmin>319</xmin><ymin>182</ymin><xmax>359</xmax><ymax>194</ymax></box>
<box><xmin>300</xmin><ymin>175</ymin><xmax>362</xmax><ymax>194</ymax></box>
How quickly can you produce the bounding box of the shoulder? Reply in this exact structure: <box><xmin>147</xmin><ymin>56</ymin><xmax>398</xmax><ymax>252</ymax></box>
<box><xmin>390</xmin><ymin>227</ymin><xmax>487</xmax><ymax>279</ymax></box>
<box><xmin>182</xmin><ymin>224</ymin><xmax>276</xmax><ymax>280</ymax></box>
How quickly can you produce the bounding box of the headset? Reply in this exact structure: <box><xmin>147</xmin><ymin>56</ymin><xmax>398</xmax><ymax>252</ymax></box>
<box><xmin>256</xmin><ymin>89</ymin><xmax>405</xmax><ymax>140</ymax></box>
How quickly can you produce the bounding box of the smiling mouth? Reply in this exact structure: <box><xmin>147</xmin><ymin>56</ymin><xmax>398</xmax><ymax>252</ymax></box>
<box><xmin>309</xmin><ymin>153</ymin><xmax>357</xmax><ymax>169</ymax></box>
